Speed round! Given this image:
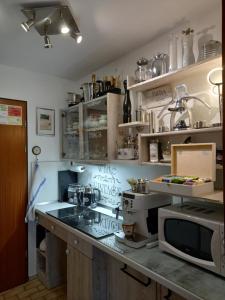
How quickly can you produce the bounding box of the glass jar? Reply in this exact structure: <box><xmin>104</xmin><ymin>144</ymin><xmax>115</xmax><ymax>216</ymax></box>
<box><xmin>182</xmin><ymin>28</ymin><xmax>195</xmax><ymax>67</ymax></box>
<box><xmin>135</xmin><ymin>58</ymin><xmax>149</xmax><ymax>83</ymax></box>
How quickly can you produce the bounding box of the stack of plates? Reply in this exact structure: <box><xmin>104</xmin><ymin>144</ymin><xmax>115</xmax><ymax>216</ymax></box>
<box><xmin>198</xmin><ymin>40</ymin><xmax>222</xmax><ymax>61</ymax></box>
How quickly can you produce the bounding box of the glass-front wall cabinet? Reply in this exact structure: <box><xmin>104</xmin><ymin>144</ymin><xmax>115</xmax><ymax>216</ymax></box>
<box><xmin>61</xmin><ymin>93</ymin><xmax>121</xmax><ymax>162</ymax></box>
<box><xmin>61</xmin><ymin>105</ymin><xmax>81</xmax><ymax>160</ymax></box>
<box><xmin>83</xmin><ymin>96</ymin><xmax>108</xmax><ymax>160</ymax></box>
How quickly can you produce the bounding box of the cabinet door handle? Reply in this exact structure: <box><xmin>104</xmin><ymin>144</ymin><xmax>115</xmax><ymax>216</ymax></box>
<box><xmin>51</xmin><ymin>225</ymin><xmax>55</xmax><ymax>231</ymax></box>
<box><xmin>120</xmin><ymin>264</ymin><xmax>151</xmax><ymax>287</ymax></box>
<box><xmin>74</xmin><ymin>239</ymin><xmax>79</xmax><ymax>245</ymax></box>
<box><xmin>164</xmin><ymin>289</ymin><xmax>172</xmax><ymax>300</ymax></box>
<box><xmin>65</xmin><ymin>249</ymin><xmax>70</xmax><ymax>255</ymax></box>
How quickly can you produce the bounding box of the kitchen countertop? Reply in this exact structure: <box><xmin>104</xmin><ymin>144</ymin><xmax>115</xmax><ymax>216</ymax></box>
<box><xmin>35</xmin><ymin>202</ymin><xmax>225</xmax><ymax>300</ymax></box>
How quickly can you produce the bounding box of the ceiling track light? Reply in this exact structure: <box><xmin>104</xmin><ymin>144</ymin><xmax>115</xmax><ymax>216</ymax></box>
<box><xmin>20</xmin><ymin>5</ymin><xmax>82</xmax><ymax>48</ymax></box>
<box><xmin>71</xmin><ymin>32</ymin><xmax>83</xmax><ymax>44</ymax></box>
<box><xmin>21</xmin><ymin>12</ymin><xmax>35</xmax><ymax>32</ymax></box>
<box><xmin>59</xmin><ymin>8</ymin><xmax>70</xmax><ymax>34</ymax></box>
<box><xmin>44</xmin><ymin>23</ymin><xmax>53</xmax><ymax>48</ymax></box>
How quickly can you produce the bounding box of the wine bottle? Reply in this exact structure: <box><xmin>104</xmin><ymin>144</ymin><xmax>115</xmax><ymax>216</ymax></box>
<box><xmin>123</xmin><ymin>80</ymin><xmax>131</xmax><ymax>123</ymax></box>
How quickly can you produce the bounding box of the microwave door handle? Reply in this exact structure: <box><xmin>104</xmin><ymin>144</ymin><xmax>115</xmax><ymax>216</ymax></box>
<box><xmin>211</xmin><ymin>230</ymin><xmax>220</xmax><ymax>267</ymax></box>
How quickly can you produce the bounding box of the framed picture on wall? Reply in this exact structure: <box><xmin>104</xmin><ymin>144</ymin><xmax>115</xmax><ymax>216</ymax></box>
<box><xmin>36</xmin><ymin>107</ymin><xmax>55</xmax><ymax>136</ymax></box>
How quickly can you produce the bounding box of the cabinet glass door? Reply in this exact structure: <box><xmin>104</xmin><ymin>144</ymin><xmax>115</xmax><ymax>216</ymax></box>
<box><xmin>62</xmin><ymin>105</ymin><xmax>80</xmax><ymax>159</ymax></box>
<box><xmin>83</xmin><ymin>97</ymin><xmax>108</xmax><ymax>160</ymax></box>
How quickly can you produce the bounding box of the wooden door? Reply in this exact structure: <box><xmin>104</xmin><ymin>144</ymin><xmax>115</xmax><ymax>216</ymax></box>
<box><xmin>107</xmin><ymin>256</ymin><xmax>157</xmax><ymax>300</ymax></box>
<box><xmin>0</xmin><ymin>98</ymin><xmax>28</xmax><ymax>292</ymax></box>
<box><xmin>157</xmin><ymin>284</ymin><xmax>186</xmax><ymax>300</ymax></box>
<box><xmin>67</xmin><ymin>245</ymin><xmax>93</xmax><ymax>300</ymax></box>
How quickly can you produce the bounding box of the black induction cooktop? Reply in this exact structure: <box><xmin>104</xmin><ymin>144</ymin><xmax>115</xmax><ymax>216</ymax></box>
<box><xmin>47</xmin><ymin>206</ymin><xmax>121</xmax><ymax>239</ymax></box>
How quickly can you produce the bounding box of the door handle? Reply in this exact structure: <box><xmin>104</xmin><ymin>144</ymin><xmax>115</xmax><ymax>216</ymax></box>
<box><xmin>164</xmin><ymin>289</ymin><xmax>172</xmax><ymax>300</ymax></box>
<box><xmin>120</xmin><ymin>264</ymin><xmax>151</xmax><ymax>287</ymax></box>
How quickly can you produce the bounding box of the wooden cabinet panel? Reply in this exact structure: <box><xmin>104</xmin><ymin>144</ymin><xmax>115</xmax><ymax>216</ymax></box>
<box><xmin>67</xmin><ymin>245</ymin><xmax>93</xmax><ymax>300</ymax></box>
<box><xmin>37</xmin><ymin>214</ymin><xmax>68</xmax><ymax>242</ymax></box>
<box><xmin>67</xmin><ymin>231</ymin><xmax>93</xmax><ymax>259</ymax></box>
<box><xmin>107</xmin><ymin>256</ymin><xmax>157</xmax><ymax>300</ymax></box>
<box><xmin>157</xmin><ymin>284</ymin><xmax>186</xmax><ymax>300</ymax></box>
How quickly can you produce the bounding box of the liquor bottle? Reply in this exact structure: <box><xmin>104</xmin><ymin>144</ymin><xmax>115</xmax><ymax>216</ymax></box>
<box><xmin>91</xmin><ymin>74</ymin><xmax>96</xmax><ymax>99</ymax></box>
<box><xmin>123</xmin><ymin>80</ymin><xmax>131</xmax><ymax>123</ymax></box>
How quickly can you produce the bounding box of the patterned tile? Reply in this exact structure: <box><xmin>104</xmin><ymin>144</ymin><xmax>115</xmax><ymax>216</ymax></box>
<box><xmin>0</xmin><ymin>279</ymin><xmax>66</xmax><ymax>300</ymax></box>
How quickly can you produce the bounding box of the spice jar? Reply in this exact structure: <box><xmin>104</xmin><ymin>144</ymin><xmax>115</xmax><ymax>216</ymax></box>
<box><xmin>149</xmin><ymin>139</ymin><xmax>159</xmax><ymax>162</ymax></box>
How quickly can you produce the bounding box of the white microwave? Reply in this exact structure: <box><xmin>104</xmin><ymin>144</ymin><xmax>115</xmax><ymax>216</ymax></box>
<box><xmin>158</xmin><ymin>202</ymin><xmax>225</xmax><ymax>277</ymax></box>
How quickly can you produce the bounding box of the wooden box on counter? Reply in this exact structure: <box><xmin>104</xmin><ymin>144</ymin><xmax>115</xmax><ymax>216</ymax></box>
<box><xmin>148</xmin><ymin>143</ymin><xmax>216</xmax><ymax>197</ymax></box>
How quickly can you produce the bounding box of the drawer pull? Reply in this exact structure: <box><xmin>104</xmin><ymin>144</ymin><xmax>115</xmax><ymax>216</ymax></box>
<box><xmin>74</xmin><ymin>239</ymin><xmax>79</xmax><ymax>245</ymax></box>
<box><xmin>120</xmin><ymin>264</ymin><xmax>151</xmax><ymax>287</ymax></box>
<box><xmin>51</xmin><ymin>225</ymin><xmax>55</xmax><ymax>231</ymax></box>
<box><xmin>164</xmin><ymin>289</ymin><xmax>172</xmax><ymax>300</ymax></box>
<box><xmin>65</xmin><ymin>249</ymin><xmax>70</xmax><ymax>255</ymax></box>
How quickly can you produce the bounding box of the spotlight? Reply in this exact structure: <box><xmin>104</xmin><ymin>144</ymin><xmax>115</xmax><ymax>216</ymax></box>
<box><xmin>71</xmin><ymin>32</ymin><xmax>83</xmax><ymax>44</ymax></box>
<box><xmin>61</xmin><ymin>25</ymin><xmax>70</xmax><ymax>34</ymax></box>
<box><xmin>43</xmin><ymin>23</ymin><xmax>52</xmax><ymax>48</ymax></box>
<box><xmin>59</xmin><ymin>8</ymin><xmax>70</xmax><ymax>34</ymax></box>
<box><xmin>76</xmin><ymin>33</ymin><xmax>83</xmax><ymax>44</ymax></box>
<box><xmin>44</xmin><ymin>35</ymin><xmax>52</xmax><ymax>48</ymax></box>
<box><xmin>21</xmin><ymin>18</ymin><xmax>35</xmax><ymax>32</ymax></box>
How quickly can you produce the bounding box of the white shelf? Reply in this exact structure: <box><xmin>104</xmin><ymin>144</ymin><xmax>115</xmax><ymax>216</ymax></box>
<box><xmin>141</xmin><ymin>162</ymin><xmax>222</xmax><ymax>169</ymax></box>
<box><xmin>118</xmin><ymin>121</ymin><xmax>149</xmax><ymax>128</ymax></box>
<box><xmin>128</xmin><ymin>56</ymin><xmax>222</xmax><ymax>92</ymax></box>
<box><xmin>140</xmin><ymin>126</ymin><xmax>222</xmax><ymax>138</ymax></box>
<box><xmin>200</xmin><ymin>190</ymin><xmax>223</xmax><ymax>204</ymax></box>
<box><xmin>64</xmin><ymin>130</ymin><xmax>79</xmax><ymax>135</ymax></box>
<box><xmin>85</xmin><ymin>127</ymin><xmax>108</xmax><ymax>132</ymax></box>
<box><xmin>111</xmin><ymin>159</ymin><xmax>139</xmax><ymax>165</ymax></box>
<box><xmin>141</xmin><ymin>162</ymin><xmax>171</xmax><ymax>167</ymax></box>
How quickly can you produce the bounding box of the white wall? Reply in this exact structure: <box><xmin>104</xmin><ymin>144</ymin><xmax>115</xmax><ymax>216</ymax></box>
<box><xmin>73</xmin><ymin>4</ymin><xmax>222</xmax><ymax>90</ymax></box>
<box><xmin>74</xmin><ymin>2</ymin><xmax>222</xmax><ymax>206</ymax></box>
<box><xmin>0</xmin><ymin>63</ymin><xmax>75</xmax><ymax>276</ymax></box>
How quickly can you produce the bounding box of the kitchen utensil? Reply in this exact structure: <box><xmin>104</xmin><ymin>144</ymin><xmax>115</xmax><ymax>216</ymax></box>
<box><xmin>67</xmin><ymin>92</ymin><xmax>81</xmax><ymax>107</ymax></box>
<box><xmin>151</xmin><ymin>53</ymin><xmax>168</xmax><ymax>77</ymax></box>
<box><xmin>122</xmin><ymin>223</ymin><xmax>135</xmax><ymax>237</ymax></box>
<box><xmin>135</xmin><ymin>57</ymin><xmax>149</xmax><ymax>82</ymax></box>
<box><xmin>82</xmin><ymin>83</ymin><xmax>91</xmax><ymax>102</ymax></box>
<box><xmin>135</xmin><ymin>106</ymin><xmax>149</xmax><ymax>123</ymax></box>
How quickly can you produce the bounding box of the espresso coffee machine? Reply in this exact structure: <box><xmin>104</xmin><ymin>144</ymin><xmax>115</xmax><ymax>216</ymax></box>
<box><xmin>114</xmin><ymin>191</ymin><xmax>171</xmax><ymax>248</ymax></box>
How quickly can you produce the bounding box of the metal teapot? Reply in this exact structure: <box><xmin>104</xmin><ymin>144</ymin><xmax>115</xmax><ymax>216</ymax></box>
<box><xmin>151</xmin><ymin>53</ymin><xmax>169</xmax><ymax>78</ymax></box>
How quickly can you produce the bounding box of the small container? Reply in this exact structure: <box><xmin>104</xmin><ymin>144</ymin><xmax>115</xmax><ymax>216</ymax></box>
<box><xmin>149</xmin><ymin>140</ymin><xmax>159</xmax><ymax>162</ymax></box>
<box><xmin>135</xmin><ymin>58</ymin><xmax>149</xmax><ymax>83</ymax></box>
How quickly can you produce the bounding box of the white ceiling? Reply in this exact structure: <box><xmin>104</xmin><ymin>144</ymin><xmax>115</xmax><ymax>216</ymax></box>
<box><xmin>0</xmin><ymin>0</ymin><xmax>221</xmax><ymax>80</ymax></box>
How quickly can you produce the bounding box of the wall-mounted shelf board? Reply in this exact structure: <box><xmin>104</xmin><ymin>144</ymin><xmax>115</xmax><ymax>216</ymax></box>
<box><xmin>85</xmin><ymin>127</ymin><xmax>108</xmax><ymax>132</ymax></box>
<box><xmin>200</xmin><ymin>190</ymin><xmax>223</xmax><ymax>204</ymax></box>
<box><xmin>141</xmin><ymin>162</ymin><xmax>222</xmax><ymax>169</ymax></box>
<box><xmin>140</xmin><ymin>126</ymin><xmax>222</xmax><ymax>138</ymax></box>
<box><xmin>111</xmin><ymin>159</ymin><xmax>139</xmax><ymax>165</ymax></box>
<box><xmin>118</xmin><ymin>122</ymin><xmax>149</xmax><ymax>128</ymax></box>
<box><xmin>128</xmin><ymin>56</ymin><xmax>222</xmax><ymax>92</ymax></box>
<box><xmin>64</xmin><ymin>130</ymin><xmax>79</xmax><ymax>135</ymax></box>
<box><xmin>141</xmin><ymin>162</ymin><xmax>171</xmax><ymax>167</ymax></box>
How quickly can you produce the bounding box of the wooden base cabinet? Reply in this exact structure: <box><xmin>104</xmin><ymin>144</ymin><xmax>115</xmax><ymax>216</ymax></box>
<box><xmin>107</xmin><ymin>256</ymin><xmax>157</xmax><ymax>300</ymax></box>
<box><xmin>67</xmin><ymin>245</ymin><xmax>93</xmax><ymax>300</ymax></box>
<box><xmin>157</xmin><ymin>284</ymin><xmax>186</xmax><ymax>300</ymax></box>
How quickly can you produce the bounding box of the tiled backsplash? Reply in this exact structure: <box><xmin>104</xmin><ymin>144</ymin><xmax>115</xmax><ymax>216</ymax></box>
<box><xmin>78</xmin><ymin>163</ymin><xmax>169</xmax><ymax>207</ymax></box>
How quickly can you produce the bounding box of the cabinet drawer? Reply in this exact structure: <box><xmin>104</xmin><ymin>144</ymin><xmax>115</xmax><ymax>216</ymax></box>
<box><xmin>37</xmin><ymin>214</ymin><xmax>68</xmax><ymax>242</ymax></box>
<box><xmin>68</xmin><ymin>232</ymin><xmax>93</xmax><ymax>259</ymax></box>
